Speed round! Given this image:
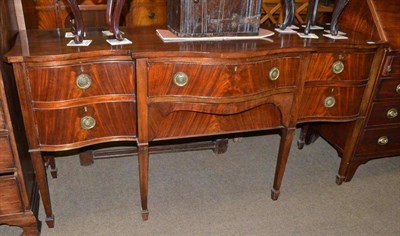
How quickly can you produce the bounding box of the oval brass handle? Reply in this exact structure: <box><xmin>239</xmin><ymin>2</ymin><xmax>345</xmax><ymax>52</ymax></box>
<box><xmin>387</xmin><ymin>108</ymin><xmax>398</xmax><ymax>118</ymax></box>
<box><xmin>80</xmin><ymin>116</ymin><xmax>96</xmax><ymax>130</ymax></box>
<box><xmin>396</xmin><ymin>84</ymin><xmax>400</xmax><ymax>94</ymax></box>
<box><xmin>76</xmin><ymin>74</ymin><xmax>92</xmax><ymax>90</ymax></box>
<box><xmin>173</xmin><ymin>72</ymin><xmax>189</xmax><ymax>87</ymax></box>
<box><xmin>269</xmin><ymin>67</ymin><xmax>280</xmax><ymax>81</ymax></box>
<box><xmin>332</xmin><ymin>61</ymin><xmax>344</xmax><ymax>74</ymax></box>
<box><xmin>377</xmin><ymin>136</ymin><xmax>389</xmax><ymax>145</ymax></box>
<box><xmin>324</xmin><ymin>96</ymin><xmax>336</xmax><ymax>108</ymax></box>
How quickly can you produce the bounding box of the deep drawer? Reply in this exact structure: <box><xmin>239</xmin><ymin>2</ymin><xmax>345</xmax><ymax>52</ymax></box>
<box><xmin>34</xmin><ymin>102</ymin><xmax>137</xmax><ymax>149</ymax></box>
<box><xmin>298</xmin><ymin>85</ymin><xmax>365</xmax><ymax>120</ymax></box>
<box><xmin>356</xmin><ymin>126</ymin><xmax>400</xmax><ymax>156</ymax></box>
<box><xmin>27</xmin><ymin>61</ymin><xmax>135</xmax><ymax>102</ymax></box>
<box><xmin>306</xmin><ymin>52</ymin><xmax>374</xmax><ymax>82</ymax></box>
<box><xmin>0</xmin><ymin>176</ymin><xmax>24</xmax><ymax>215</ymax></box>
<box><xmin>366</xmin><ymin>101</ymin><xmax>400</xmax><ymax>127</ymax></box>
<box><xmin>375</xmin><ymin>77</ymin><xmax>400</xmax><ymax>100</ymax></box>
<box><xmin>148</xmin><ymin>57</ymin><xmax>299</xmax><ymax>97</ymax></box>
<box><xmin>0</xmin><ymin>135</ymin><xmax>14</xmax><ymax>170</ymax></box>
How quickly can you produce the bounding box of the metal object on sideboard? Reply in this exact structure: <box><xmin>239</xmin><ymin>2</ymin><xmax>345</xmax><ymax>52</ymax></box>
<box><xmin>167</xmin><ymin>0</ymin><xmax>262</xmax><ymax>37</ymax></box>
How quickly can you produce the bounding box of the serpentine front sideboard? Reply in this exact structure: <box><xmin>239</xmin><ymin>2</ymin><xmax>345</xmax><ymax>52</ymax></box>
<box><xmin>4</xmin><ymin>0</ymin><xmax>387</xmax><ymax>227</ymax></box>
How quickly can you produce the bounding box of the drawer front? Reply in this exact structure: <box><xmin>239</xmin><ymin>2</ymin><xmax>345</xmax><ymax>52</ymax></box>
<box><xmin>376</xmin><ymin>77</ymin><xmax>400</xmax><ymax>100</ymax></box>
<box><xmin>149</xmin><ymin>103</ymin><xmax>282</xmax><ymax>139</ymax></box>
<box><xmin>28</xmin><ymin>61</ymin><xmax>135</xmax><ymax>102</ymax></box>
<box><xmin>0</xmin><ymin>176</ymin><xmax>24</xmax><ymax>215</ymax></box>
<box><xmin>298</xmin><ymin>86</ymin><xmax>365</xmax><ymax>120</ymax></box>
<box><xmin>148</xmin><ymin>57</ymin><xmax>299</xmax><ymax>97</ymax></box>
<box><xmin>0</xmin><ymin>135</ymin><xmax>14</xmax><ymax>170</ymax></box>
<box><xmin>356</xmin><ymin>127</ymin><xmax>400</xmax><ymax>156</ymax></box>
<box><xmin>306</xmin><ymin>53</ymin><xmax>374</xmax><ymax>82</ymax></box>
<box><xmin>35</xmin><ymin>102</ymin><xmax>136</xmax><ymax>147</ymax></box>
<box><xmin>367</xmin><ymin>101</ymin><xmax>400</xmax><ymax>127</ymax></box>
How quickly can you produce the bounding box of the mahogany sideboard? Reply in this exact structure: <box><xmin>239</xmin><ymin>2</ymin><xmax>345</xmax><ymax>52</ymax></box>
<box><xmin>3</xmin><ymin>0</ymin><xmax>390</xmax><ymax>230</ymax></box>
<box><xmin>0</xmin><ymin>0</ymin><xmax>41</xmax><ymax>235</ymax></box>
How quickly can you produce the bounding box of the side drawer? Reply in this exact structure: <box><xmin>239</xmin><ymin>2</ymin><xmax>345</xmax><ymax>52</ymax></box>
<box><xmin>0</xmin><ymin>176</ymin><xmax>24</xmax><ymax>215</ymax></box>
<box><xmin>366</xmin><ymin>101</ymin><xmax>400</xmax><ymax>127</ymax></box>
<box><xmin>27</xmin><ymin>61</ymin><xmax>135</xmax><ymax>102</ymax></box>
<box><xmin>298</xmin><ymin>85</ymin><xmax>365</xmax><ymax>120</ymax></box>
<box><xmin>0</xmin><ymin>135</ymin><xmax>15</xmax><ymax>170</ymax></box>
<box><xmin>375</xmin><ymin>77</ymin><xmax>400</xmax><ymax>100</ymax></box>
<box><xmin>34</xmin><ymin>102</ymin><xmax>137</xmax><ymax>149</ymax></box>
<box><xmin>356</xmin><ymin>127</ymin><xmax>400</xmax><ymax>156</ymax></box>
<box><xmin>148</xmin><ymin>57</ymin><xmax>300</xmax><ymax>97</ymax></box>
<box><xmin>129</xmin><ymin>5</ymin><xmax>167</xmax><ymax>26</ymax></box>
<box><xmin>306</xmin><ymin>52</ymin><xmax>374</xmax><ymax>82</ymax></box>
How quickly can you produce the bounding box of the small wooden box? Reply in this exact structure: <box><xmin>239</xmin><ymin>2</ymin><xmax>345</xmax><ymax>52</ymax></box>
<box><xmin>167</xmin><ymin>0</ymin><xmax>262</xmax><ymax>37</ymax></box>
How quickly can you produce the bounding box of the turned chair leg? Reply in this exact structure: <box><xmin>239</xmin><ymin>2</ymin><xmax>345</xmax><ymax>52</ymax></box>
<box><xmin>66</xmin><ymin>0</ymin><xmax>85</xmax><ymax>43</ymax></box>
<box><xmin>304</xmin><ymin>0</ymin><xmax>319</xmax><ymax>35</ymax></box>
<box><xmin>330</xmin><ymin>0</ymin><xmax>349</xmax><ymax>35</ymax></box>
<box><xmin>280</xmin><ymin>0</ymin><xmax>295</xmax><ymax>30</ymax></box>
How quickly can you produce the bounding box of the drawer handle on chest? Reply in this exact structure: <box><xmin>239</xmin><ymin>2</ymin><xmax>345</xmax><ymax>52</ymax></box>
<box><xmin>324</xmin><ymin>96</ymin><xmax>336</xmax><ymax>108</ymax></box>
<box><xmin>387</xmin><ymin>108</ymin><xmax>398</xmax><ymax>118</ymax></box>
<box><xmin>76</xmin><ymin>74</ymin><xmax>92</xmax><ymax>90</ymax></box>
<box><xmin>269</xmin><ymin>67</ymin><xmax>280</xmax><ymax>81</ymax></box>
<box><xmin>377</xmin><ymin>136</ymin><xmax>389</xmax><ymax>146</ymax></box>
<box><xmin>173</xmin><ymin>72</ymin><xmax>189</xmax><ymax>87</ymax></box>
<box><xmin>396</xmin><ymin>84</ymin><xmax>400</xmax><ymax>94</ymax></box>
<box><xmin>80</xmin><ymin>116</ymin><xmax>96</xmax><ymax>130</ymax></box>
<box><xmin>332</xmin><ymin>61</ymin><xmax>344</xmax><ymax>74</ymax></box>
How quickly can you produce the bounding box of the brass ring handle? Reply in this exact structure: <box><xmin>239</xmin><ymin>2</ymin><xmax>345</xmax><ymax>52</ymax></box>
<box><xmin>76</xmin><ymin>74</ymin><xmax>92</xmax><ymax>90</ymax></box>
<box><xmin>377</xmin><ymin>136</ymin><xmax>389</xmax><ymax>145</ymax></box>
<box><xmin>332</xmin><ymin>61</ymin><xmax>345</xmax><ymax>74</ymax></box>
<box><xmin>80</xmin><ymin>116</ymin><xmax>96</xmax><ymax>130</ymax></box>
<box><xmin>387</xmin><ymin>108</ymin><xmax>398</xmax><ymax>118</ymax></box>
<box><xmin>269</xmin><ymin>67</ymin><xmax>280</xmax><ymax>81</ymax></box>
<box><xmin>396</xmin><ymin>84</ymin><xmax>400</xmax><ymax>94</ymax></box>
<box><xmin>324</xmin><ymin>96</ymin><xmax>336</xmax><ymax>108</ymax></box>
<box><xmin>173</xmin><ymin>72</ymin><xmax>189</xmax><ymax>87</ymax></box>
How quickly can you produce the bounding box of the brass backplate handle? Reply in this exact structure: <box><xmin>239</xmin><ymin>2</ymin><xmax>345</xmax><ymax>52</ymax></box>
<box><xmin>324</xmin><ymin>96</ymin><xmax>336</xmax><ymax>108</ymax></box>
<box><xmin>80</xmin><ymin>116</ymin><xmax>96</xmax><ymax>130</ymax></box>
<box><xmin>332</xmin><ymin>61</ymin><xmax>344</xmax><ymax>74</ymax></box>
<box><xmin>377</xmin><ymin>136</ymin><xmax>389</xmax><ymax>145</ymax></box>
<box><xmin>396</xmin><ymin>84</ymin><xmax>400</xmax><ymax>94</ymax></box>
<box><xmin>269</xmin><ymin>67</ymin><xmax>280</xmax><ymax>81</ymax></box>
<box><xmin>76</xmin><ymin>73</ymin><xmax>92</xmax><ymax>90</ymax></box>
<box><xmin>387</xmin><ymin>108</ymin><xmax>398</xmax><ymax>118</ymax></box>
<box><xmin>173</xmin><ymin>72</ymin><xmax>189</xmax><ymax>87</ymax></box>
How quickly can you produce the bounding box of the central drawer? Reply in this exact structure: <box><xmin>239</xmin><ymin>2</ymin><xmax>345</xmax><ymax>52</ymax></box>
<box><xmin>148</xmin><ymin>57</ymin><xmax>299</xmax><ymax>98</ymax></box>
<box><xmin>27</xmin><ymin>61</ymin><xmax>135</xmax><ymax>102</ymax></box>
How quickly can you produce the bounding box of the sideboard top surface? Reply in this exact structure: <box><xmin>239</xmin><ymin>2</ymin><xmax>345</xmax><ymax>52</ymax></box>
<box><xmin>5</xmin><ymin>26</ymin><xmax>385</xmax><ymax>63</ymax></box>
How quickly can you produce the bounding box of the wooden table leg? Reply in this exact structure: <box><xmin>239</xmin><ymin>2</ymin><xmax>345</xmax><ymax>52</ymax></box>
<box><xmin>138</xmin><ymin>143</ymin><xmax>149</xmax><ymax>221</ymax></box>
<box><xmin>271</xmin><ymin>127</ymin><xmax>295</xmax><ymax>200</ymax></box>
<box><xmin>31</xmin><ymin>151</ymin><xmax>54</xmax><ymax>228</ymax></box>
